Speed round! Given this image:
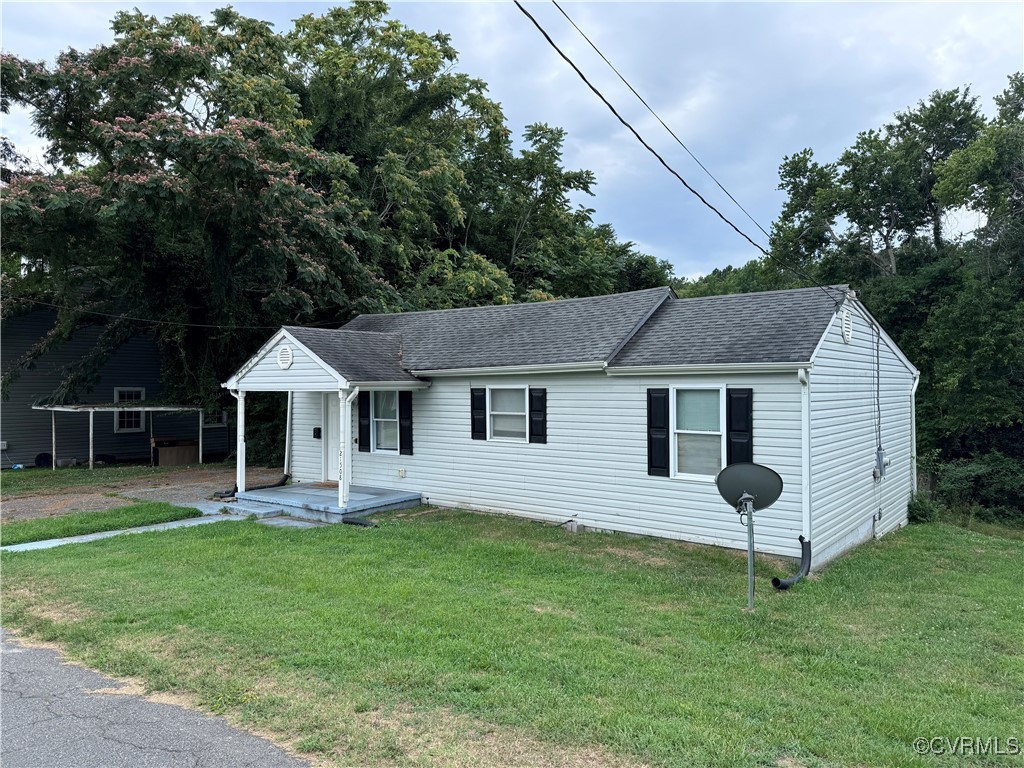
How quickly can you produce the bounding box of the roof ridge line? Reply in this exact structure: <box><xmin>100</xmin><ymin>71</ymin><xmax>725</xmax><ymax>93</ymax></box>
<box><xmin>347</xmin><ymin>286</ymin><xmax>671</xmax><ymax>322</ymax></box>
<box><xmin>605</xmin><ymin>286</ymin><xmax>674</xmax><ymax>366</ymax></box>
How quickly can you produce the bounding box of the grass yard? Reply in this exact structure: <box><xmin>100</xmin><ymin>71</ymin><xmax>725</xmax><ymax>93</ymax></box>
<box><xmin>0</xmin><ymin>502</ymin><xmax>203</xmax><ymax>546</ymax></box>
<box><xmin>3</xmin><ymin>510</ymin><xmax>1022</xmax><ymax>768</ymax></box>
<box><xmin>0</xmin><ymin>462</ymin><xmax>223</xmax><ymax>497</ymax></box>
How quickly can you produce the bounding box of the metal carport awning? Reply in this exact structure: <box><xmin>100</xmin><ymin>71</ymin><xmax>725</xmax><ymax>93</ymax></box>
<box><xmin>31</xmin><ymin>403</ymin><xmax>205</xmax><ymax>470</ymax></box>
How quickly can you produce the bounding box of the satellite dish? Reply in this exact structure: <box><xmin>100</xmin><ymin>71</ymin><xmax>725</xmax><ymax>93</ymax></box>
<box><xmin>715</xmin><ymin>462</ymin><xmax>783</xmax><ymax>511</ymax></box>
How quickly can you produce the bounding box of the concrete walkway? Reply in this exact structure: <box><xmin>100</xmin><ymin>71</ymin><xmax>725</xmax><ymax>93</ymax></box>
<box><xmin>0</xmin><ymin>631</ymin><xmax>308</xmax><ymax>768</ymax></box>
<box><xmin>1</xmin><ymin>514</ymin><xmax>250</xmax><ymax>553</ymax></box>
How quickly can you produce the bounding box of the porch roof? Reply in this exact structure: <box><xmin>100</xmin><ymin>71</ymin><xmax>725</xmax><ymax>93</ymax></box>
<box><xmin>281</xmin><ymin>327</ymin><xmax>423</xmax><ymax>386</ymax></box>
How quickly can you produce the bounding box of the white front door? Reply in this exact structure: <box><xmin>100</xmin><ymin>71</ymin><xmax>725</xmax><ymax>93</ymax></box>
<box><xmin>325</xmin><ymin>393</ymin><xmax>340</xmax><ymax>481</ymax></box>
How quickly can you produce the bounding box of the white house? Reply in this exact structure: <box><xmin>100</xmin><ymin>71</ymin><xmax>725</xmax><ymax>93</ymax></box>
<box><xmin>223</xmin><ymin>285</ymin><xmax>919</xmax><ymax>568</ymax></box>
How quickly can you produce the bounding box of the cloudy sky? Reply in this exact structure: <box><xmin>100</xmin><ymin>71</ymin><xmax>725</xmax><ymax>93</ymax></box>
<box><xmin>2</xmin><ymin>1</ymin><xmax>1022</xmax><ymax>279</ymax></box>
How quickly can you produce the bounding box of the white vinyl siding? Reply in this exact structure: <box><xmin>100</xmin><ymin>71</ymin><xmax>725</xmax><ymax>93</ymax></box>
<box><xmin>289</xmin><ymin>391</ymin><xmax>325</xmax><ymax>482</ymax></box>
<box><xmin>809</xmin><ymin>301</ymin><xmax>916</xmax><ymax>566</ymax></box>
<box><xmin>351</xmin><ymin>371</ymin><xmax>806</xmax><ymax>558</ymax></box>
<box><xmin>488</xmin><ymin>387</ymin><xmax>527</xmax><ymax>440</ymax></box>
<box><xmin>235</xmin><ymin>336</ymin><xmax>340</xmax><ymax>392</ymax></box>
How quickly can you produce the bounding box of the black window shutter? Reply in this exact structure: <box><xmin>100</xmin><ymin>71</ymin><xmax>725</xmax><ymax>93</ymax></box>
<box><xmin>470</xmin><ymin>388</ymin><xmax>486</xmax><ymax>440</ymax></box>
<box><xmin>399</xmin><ymin>391</ymin><xmax>413</xmax><ymax>455</ymax></box>
<box><xmin>357</xmin><ymin>391</ymin><xmax>371</xmax><ymax>452</ymax></box>
<box><xmin>528</xmin><ymin>388</ymin><xmax>547</xmax><ymax>444</ymax></box>
<box><xmin>647</xmin><ymin>389</ymin><xmax>670</xmax><ymax>477</ymax></box>
<box><xmin>726</xmin><ymin>388</ymin><xmax>753</xmax><ymax>465</ymax></box>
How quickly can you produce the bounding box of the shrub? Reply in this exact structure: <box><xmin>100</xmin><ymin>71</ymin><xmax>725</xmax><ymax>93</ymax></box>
<box><xmin>907</xmin><ymin>493</ymin><xmax>942</xmax><ymax>524</ymax></box>
<box><xmin>934</xmin><ymin>452</ymin><xmax>1024</xmax><ymax>526</ymax></box>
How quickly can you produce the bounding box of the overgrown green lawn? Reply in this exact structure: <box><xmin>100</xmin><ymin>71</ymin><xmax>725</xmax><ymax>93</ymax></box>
<box><xmin>0</xmin><ymin>502</ymin><xmax>203</xmax><ymax>545</ymax></box>
<box><xmin>3</xmin><ymin>511</ymin><xmax>1022</xmax><ymax>767</ymax></box>
<box><xmin>0</xmin><ymin>462</ymin><xmax>228</xmax><ymax>497</ymax></box>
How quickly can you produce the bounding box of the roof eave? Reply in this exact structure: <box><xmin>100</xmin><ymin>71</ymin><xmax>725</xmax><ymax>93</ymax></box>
<box><xmin>605</xmin><ymin>362</ymin><xmax>812</xmax><ymax>376</ymax></box>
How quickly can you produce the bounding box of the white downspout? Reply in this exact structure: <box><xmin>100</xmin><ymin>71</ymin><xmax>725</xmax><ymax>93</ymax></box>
<box><xmin>284</xmin><ymin>392</ymin><xmax>293</xmax><ymax>476</ymax></box>
<box><xmin>911</xmin><ymin>374</ymin><xmax>920</xmax><ymax>494</ymax></box>
<box><xmin>341</xmin><ymin>387</ymin><xmax>359</xmax><ymax>507</ymax></box>
<box><xmin>799</xmin><ymin>368</ymin><xmax>812</xmax><ymax>541</ymax></box>
<box><xmin>230</xmin><ymin>390</ymin><xmax>245</xmax><ymax>493</ymax></box>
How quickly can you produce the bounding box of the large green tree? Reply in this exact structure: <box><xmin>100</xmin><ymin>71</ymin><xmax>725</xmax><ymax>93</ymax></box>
<box><xmin>678</xmin><ymin>75</ymin><xmax>1024</xmax><ymax>521</ymax></box>
<box><xmin>1</xmin><ymin>2</ymin><xmax>671</xmax><ymax>416</ymax></box>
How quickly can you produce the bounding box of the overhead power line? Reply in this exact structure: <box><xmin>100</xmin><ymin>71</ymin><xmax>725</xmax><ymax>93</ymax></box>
<box><xmin>551</xmin><ymin>0</ymin><xmax>771</xmax><ymax>241</ymax></box>
<box><xmin>512</xmin><ymin>0</ymin><xmax>768</xmax><ymax>257</ymax></box>
<box><xmin>513</xmin><ymin>1</ymin><xmax>846</xmax><ymax>305</ymax></box>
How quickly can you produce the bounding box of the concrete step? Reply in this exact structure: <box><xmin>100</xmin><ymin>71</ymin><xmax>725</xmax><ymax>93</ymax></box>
<box><xmin>226</xmin><ymin>500</ymin><xmax>287</xmax><ymax>519</ymax></box>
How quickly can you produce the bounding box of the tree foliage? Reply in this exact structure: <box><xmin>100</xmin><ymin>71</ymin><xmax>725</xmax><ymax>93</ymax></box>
<box><xmin>1</xmin><ymin>2</ymin><xmax>672</xmax><ymax>417</ymax></box>
<box><xmin>678</xmin><ymin>75</ymin><xmax>1024</xmax><ymax>522</ymax></box>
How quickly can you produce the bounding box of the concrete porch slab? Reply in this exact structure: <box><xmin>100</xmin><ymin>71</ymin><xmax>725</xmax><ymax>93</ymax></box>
<box><xmin>234</xmin><ymin>484</ymin><xmax>421</xmax><ymax>523</ymax></box>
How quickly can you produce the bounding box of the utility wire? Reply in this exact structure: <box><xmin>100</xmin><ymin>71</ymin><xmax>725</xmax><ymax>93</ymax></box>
<box><xmin>513</xmin><ymin>0</ymin><xmax>767</xmax><ymax>257</ymax></box>
<box><xmin>514</xmin><ymin>1</ymin><xmax>847</xmax><ymax>306</ymax></box>
<box><xmin>551</xmin><ymin>0</ymin><xmax>771</xmax><ymax>241</ymax></box>
<box><xmin>9</xmin><ymin>296</ymin><xmax>341</xmax><ymax>331</ymax></box>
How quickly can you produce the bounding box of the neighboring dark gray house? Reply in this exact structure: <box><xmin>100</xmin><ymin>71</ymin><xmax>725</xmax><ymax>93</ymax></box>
<box><xmin>1</xmin><ymin>310</ymin><xmax>231</xmax><ymax>468</ymax></box>
<box><xmin>225</xmin><ymin>285</ymin><xmax>919</xmax><ymax>567</ymax></box>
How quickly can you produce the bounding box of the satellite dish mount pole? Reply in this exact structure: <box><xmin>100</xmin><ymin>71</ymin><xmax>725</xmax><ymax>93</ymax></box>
<box><xmin>738</xmin><ymin>492</ymin><xmax>755</xmax><ymax>611</ymax></box>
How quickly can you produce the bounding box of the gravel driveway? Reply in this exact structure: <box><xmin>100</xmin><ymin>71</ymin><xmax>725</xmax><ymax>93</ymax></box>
<box><xmin>2</xmin><ymin>467</ymin><xmax>283</xmax><ymax>522</ymax></box>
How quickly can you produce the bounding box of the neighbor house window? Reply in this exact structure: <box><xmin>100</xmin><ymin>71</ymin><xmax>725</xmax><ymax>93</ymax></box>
<box><xmin>488</xmin><ymin>387</ymin><xmax>527</xmax><ymax>440</ymax></box>
<box><xmin>114</xmin><ymin>387</ymin><xmax>145</xmax><ymax>434</ymax></box>
<box><xmin>371</xmin><ymin>391</ymin><xmax>399</xmax><ymax>453</ymax></box>
<box><xmin>203</xmin><ymin>410</ymin><xmax>228</xmax><ymax>428</ymax></box>
<box><xmin>674</xmin><ymin>388</ymin><xmax>724</xmax><ymax>477</ymax></box>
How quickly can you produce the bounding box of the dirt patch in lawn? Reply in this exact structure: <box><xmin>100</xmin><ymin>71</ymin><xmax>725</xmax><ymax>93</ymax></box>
<box><xmin>603</xmin><ymin>546</ymin><xmax>673</xmax><ymax>567</ymax></box>
<box><xmin>1</xmin><ymin>492</ymin><xmax>136</xmax><ymax>523</ymax></box>
<box><xmin>1</xmin><ymin>466</ymin><xmax>281</xmax><ymax>522</ymax></box>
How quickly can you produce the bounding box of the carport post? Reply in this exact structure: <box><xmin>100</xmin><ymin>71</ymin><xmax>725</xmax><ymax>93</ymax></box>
<box><xmin>89</xmin><ymin>411</ymin><xmax>94</xmax><ymax>470</ymax></box>
<box><xmin>236</xmin><ymin>391</ymin><xmax>246</xmax><ymax>493</ymax></box>
<box><xmin>51</xmin><ymin>411</ymin><xmax>56</xmax><ymax>471</ymax></box>
<box><xmin>198</xmin><ymin>410</ymin><xmax>204</xmax><ymax>465</ymax></box>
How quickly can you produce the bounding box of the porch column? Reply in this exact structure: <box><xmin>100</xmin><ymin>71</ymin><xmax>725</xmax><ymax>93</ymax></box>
<box><xmin>284</xmin><ymin>392</ymin><xmax>293</xmax><ymax>476</ymax></box>
<box><xmin>338</xmin><ymin>390</ymin><xmax>346</xmax><ymax>508</ymax></box>
<box><xmin>236</xmin><ymin>391</ymin><xmax>246</xmax><ymax>493</ymax></box>
<box><xmin>89</xmin><ymin>411</ymin><xmax>94</xmax><ymax>470</ymax></box>
<box><xmin>342</xmin><ymin>387</ymin><xmax>359</xmax><ymax>505</ymax></box>
<box><xmin>198</xmin><ymin>410</ymin><xmax>204</xmax><ymax>465</ymax></box>
<box><xmin>51</xmin><ymin>411</ymin><xmax>56</xmax><ymax>471</ymax></box>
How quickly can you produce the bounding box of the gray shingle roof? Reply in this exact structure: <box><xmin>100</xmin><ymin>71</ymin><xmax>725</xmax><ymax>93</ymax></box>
<box><xmin>283</xmin><ymin>327</ymin><xmax>421</xmax><ymax>384</ymax></box>
<box><xmin>610</xmin><ymin>286</ymin><xmax>848</xmax><ymax>367</ymax></box>
<box><xmin>343</xmin><ymin>287</ymin><xmax>672</xmax><ymax>371</ymax></box>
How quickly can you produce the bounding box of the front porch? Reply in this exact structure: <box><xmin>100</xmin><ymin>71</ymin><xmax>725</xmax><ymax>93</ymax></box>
<box><xmin>234</xmin><ymin>483</ymin><xmax>422</xmax><ymax>523</ymax></box>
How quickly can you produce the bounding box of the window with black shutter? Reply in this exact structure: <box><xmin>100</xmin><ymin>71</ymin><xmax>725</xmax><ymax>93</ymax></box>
<box><xmin>647</xmin><ymin>389</ymin><xmax>670</xmax><ymax>476</ymax></box>
<box><xmin>399</xmin><ymin>391</ymin><xmax>413</xmax><ymax>455</ymax></box>
<box><xmin>357</xmin><ymin>391</ymin><xmax>371</xmax><ymax>452</ymax></box>
<box><xmin>470</xmin><ymin>388</ymin><xmax>486</xmax><ymax>440</ymax></box>
<box><xmin>528</xmin><ymin>388</ymin><xmax>547</xmax><ymax>444</ymax></box>
<box><xmin>726</xmin><ymin>388</ymin><xmax>753</xmax><ymax>465</ymax></box>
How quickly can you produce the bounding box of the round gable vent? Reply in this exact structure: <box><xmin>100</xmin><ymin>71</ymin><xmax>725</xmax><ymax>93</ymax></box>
<box><xmin>841</xmin><ymin>310</ymin><xmax>854</xmax><ymax>344</ymax></box>
<box><xmin>277</xmin><ymin>346</ymin><xmax>294</xmax><ymax>370</ymax></box>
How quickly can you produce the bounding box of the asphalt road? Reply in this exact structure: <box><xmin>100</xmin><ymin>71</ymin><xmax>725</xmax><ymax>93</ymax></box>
<box><xmin>0</xmin><ymin>632</ymin><xmax>309</xmax><ymax>768</ymax></box>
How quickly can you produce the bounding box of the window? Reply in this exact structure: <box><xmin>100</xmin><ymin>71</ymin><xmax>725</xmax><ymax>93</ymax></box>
<box><xmin>203</xmin><ymin>410</ymin><xmax>228</xmax><ymax>428</ymax></box>
<box><xmin>488</xmin><ymin>387</ymin><xmax>527</xmax><ymax>440</ymax></box>
<box><xmin>673</xmin><ymin>388</ymin><xmax>724</xmax><ymax>477</ymax></box>
<box><xmin>371</xmin><ymin>391</ymin><xmax>399</xmax><ymax>453</ymax></box>
<box><xmin>114</xmin><ymin>388</ymin><xmax>145</xmax><ymax>434</ymax></box>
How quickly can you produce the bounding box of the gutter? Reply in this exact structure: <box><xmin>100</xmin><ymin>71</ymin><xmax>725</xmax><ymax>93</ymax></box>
<box><xmin>606</xmin><ymin>362</ymin><xmax>811</xmax><ymax>376</ymax></box>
